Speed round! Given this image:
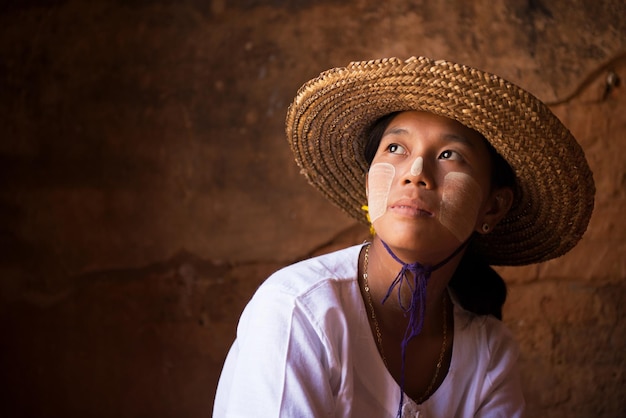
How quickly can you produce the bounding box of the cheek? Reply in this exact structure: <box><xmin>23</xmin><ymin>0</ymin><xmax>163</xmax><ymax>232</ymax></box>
<box><xmin>367</xmin><ymin>163</ymin><xmax>395</xmax><ymax>223</ymax></box>
<box><xmin>438</xmin><ymin>172</ymin><xmax>483</xmax><ymax>242</ymax></box>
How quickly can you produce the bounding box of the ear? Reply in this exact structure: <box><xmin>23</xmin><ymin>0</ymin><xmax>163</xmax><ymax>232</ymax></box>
<box><xmin>475</xmin><ymin>187</ymin><xmax>514</xmax><ymax>234</ymax></box>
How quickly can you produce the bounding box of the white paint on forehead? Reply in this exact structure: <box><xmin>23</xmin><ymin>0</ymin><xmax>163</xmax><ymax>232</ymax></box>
<box><xmin>367</xmin><ymin>163</ymin><xmax>395</xmax><ymax>223</ymax></box>
<box><xmin>410</xmin><ymin>156</ymin><xmax>423</xmax><ymax>177</ymax></box>
<box><xmin>438</xmin><ymin>171</ymin><xmax>483</xmax><ymax>242</ymax></box>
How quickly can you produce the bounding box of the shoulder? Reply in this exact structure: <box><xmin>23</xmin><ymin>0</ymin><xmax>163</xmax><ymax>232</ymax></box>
<box><xmin>262</xmin><ymin>244</ymin><xmax>363</xmax><ymax>297</ymax></box>
<box><xmin>452</xmin><ymin>298</ymin><xmax>520</xmax><ymax>366</ymax></box>
<box><xmin>234</xmin><ymin>244</ymin><xmax>366</xmax><ymax>358</ymax></box>
<box><xmin>238</xmin><ymin>244</ymin><xmax>364</xmax><ymax>327</ymax></box>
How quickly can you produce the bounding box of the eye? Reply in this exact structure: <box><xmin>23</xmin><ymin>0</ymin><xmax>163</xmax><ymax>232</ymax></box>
<box><xmin>387</xmin><ymin>143</ymin><xmax>407</xmax><ymax>154</ymax></box>
<box><xmin>439</xmin><ymin>149</ymin><xmax>461</xmax><ymax>161</ymax></box>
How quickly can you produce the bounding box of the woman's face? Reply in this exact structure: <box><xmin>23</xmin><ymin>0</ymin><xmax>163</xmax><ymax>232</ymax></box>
<box><xmin>367</xmin><ymin>111</ymin><xmax>505</xmax><ymax>263</ymax></box>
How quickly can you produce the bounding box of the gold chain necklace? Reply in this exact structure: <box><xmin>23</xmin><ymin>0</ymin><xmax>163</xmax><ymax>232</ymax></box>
<box><xmin>362</xmin><ymin>243</ymin><xmax>448</xmax><ymax>404</ymax></box>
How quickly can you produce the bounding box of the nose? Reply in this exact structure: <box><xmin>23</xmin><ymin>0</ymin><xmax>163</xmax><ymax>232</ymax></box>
<box><xmin>403</xmin><ymin>156</ymin><xmax>432</xmax><ymax>187</ymax></box>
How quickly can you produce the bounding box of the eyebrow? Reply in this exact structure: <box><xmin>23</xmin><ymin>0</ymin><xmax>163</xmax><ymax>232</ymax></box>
<box><xmin>441</xmin><ymin>133</ymin><xmax>476</xmax><ymax>148</ymax></box>
<box><xmin>382</xmin><ymin>128</ymin><xmax>476</xmax><ymax>148</ymax></box>
<box><xmin>382</xmin><ymin>127</ymin><xmax>409</xmax><ymax>137</ymax></box>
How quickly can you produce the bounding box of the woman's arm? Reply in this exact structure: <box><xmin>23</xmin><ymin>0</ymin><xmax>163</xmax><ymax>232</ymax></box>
<box><xmin>213</xmin><ymin>282</ymin><xmax>338</xmax><ymax>417</ymax></box>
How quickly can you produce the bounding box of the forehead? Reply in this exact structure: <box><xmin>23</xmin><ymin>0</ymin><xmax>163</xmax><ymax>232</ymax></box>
<box><xmin>384</xmin><ymin>111</ymin><xmax>485</xmax><ymax>144</ymax></box>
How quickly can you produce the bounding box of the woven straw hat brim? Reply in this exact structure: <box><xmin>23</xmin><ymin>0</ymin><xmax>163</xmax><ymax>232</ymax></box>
<box><xmin>285</xmin><ymin>57</ymin><xmax>595</xmax><ymax>266</ymax></box>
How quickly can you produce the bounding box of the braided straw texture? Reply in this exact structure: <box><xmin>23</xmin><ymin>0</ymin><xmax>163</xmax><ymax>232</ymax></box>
<box><xmin>285</xmin><ymin>57</ymin><xmax>595</xmax><ymax>266</ymax></box>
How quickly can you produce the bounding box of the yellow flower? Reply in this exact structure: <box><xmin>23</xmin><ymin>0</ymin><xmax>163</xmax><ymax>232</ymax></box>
<box><xmin>361</xmin><ymin>205</ymin><xmax>376</xmax><ymax>236</ymax></box>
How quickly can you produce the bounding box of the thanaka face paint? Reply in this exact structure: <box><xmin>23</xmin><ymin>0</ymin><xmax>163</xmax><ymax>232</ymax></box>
<box><xmin>438</xmin><ymin>171</ymin><xmax>483</xmax><ymax>242</ymax></box>
<box><xmin>368</xmin><ymin>157</ymin><xmax>423</xmax><ymax>223</ymax></box>
<box><xmin>410</xmin><ymin>156</ymin><xmax>423</xmax><ymax>177</ymax></box>
<box><xmin>367</xmin><ymin>163</ymin><xmax>395</xmax><ymax>223</ymax></box>
<box><xmin>367</xmin><ymin>160</ymin><xmax>483</xmax><ymax>242</ymax></box>
<box><xmin>367</xmin><ymin>162</ymin><xmax>482</xmax><ymax>242</ymax></box>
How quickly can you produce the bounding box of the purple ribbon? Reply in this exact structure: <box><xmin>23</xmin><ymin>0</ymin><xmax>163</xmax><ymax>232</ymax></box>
<box><xmin>379</xmin><ymin>239</ymin><xmax>469</xmax><ymax>416</ymax></box>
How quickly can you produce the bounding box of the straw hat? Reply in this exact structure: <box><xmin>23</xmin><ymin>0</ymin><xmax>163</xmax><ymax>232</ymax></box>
<box><xmin>285</xmin><ymin>56</ymin><xmax>595</xmax><ymax>266</ymax></box>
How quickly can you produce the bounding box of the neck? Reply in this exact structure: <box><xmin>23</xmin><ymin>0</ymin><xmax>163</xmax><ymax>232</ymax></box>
<box><xmin>363</xmin><ymin>237</ymin><xmax>464</xmax><ymax>334</ymax></box>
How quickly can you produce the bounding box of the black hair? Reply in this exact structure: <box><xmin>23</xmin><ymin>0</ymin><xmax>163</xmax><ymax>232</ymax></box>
<box><xmin>363</xmin><ymin>112</ymin><xmax>516</xmax><ymax>320</ymax></box>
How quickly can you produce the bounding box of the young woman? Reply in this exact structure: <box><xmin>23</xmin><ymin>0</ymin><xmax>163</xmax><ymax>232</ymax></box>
<box><xmin>213</xmin><ymin>56</ymin><xmax>595</xmax><ymax>417</ymax></box>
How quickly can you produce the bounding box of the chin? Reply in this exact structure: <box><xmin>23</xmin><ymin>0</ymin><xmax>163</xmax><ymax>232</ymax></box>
<box><xmin>374</xmin><ymin>222</ymin><xmax>465</xmax><ymax>263</ymax></box>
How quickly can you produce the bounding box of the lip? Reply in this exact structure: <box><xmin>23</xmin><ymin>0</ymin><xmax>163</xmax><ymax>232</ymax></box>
<box><xmin>389</xmin><ymin>198</ymin><xmax>434</xmax><ymax>218</ymax></box>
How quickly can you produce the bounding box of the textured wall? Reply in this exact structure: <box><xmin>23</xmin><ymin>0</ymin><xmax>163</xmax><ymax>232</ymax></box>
<box><xmin>0</xmin><ymin>0</ymin><xmax>624</xmax><ymax>417</ymax></box>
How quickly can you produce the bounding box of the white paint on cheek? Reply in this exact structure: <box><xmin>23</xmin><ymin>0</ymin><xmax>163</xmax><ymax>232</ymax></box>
<box><xmin>367</xmin><ymin>163</ymin><xmax>395</xmax><ymax>223</ymax></box>
<box><xmin>410</xmin><ymin>156</ymin><xmax>423</xmax><ymax>177</ymax></box>
<box><xmin>438</xmin><ymin>172</ymin><xmax>483</xmax><ymax>242</ymax></box>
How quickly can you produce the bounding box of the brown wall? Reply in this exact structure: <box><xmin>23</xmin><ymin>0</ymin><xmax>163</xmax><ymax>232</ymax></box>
<box><xmin>1</xmin><ymin>0</ymin><xmax>624</xmax><ymax>417</ymax></box>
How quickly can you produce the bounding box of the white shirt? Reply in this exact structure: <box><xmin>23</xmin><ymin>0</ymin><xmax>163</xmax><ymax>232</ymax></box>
<box><xmin>213</xmin><ymin>244</ymin><xmax>525</xmax><ymax>417</ymax></box>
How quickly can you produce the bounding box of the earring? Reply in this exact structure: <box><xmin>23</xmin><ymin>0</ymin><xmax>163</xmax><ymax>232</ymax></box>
<box><xmin>481</xmin><ymin>223</ymin><xmax>490</xmax><ymax>233</ymax></box>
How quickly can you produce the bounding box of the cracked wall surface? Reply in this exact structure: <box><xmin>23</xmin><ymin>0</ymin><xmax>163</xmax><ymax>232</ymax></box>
<box><xmin>1</xmin><ymin>0</ymin><xmax>625</xmax><ymax>417</ymax></box>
